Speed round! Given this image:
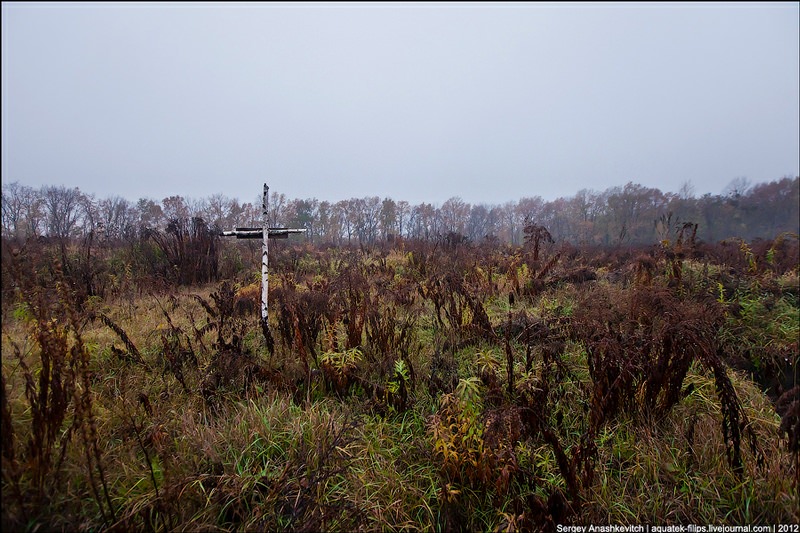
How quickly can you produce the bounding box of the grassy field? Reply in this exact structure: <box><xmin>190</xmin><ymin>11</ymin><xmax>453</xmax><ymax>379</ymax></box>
<box><xmin>2</xmin><ymin>236</ymin><xmax>798</xmax><ymax>531</ymax></box>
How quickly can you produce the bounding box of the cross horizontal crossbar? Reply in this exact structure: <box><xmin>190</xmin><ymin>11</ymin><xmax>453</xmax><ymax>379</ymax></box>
<box><xmin>220</xmin><ymin>227</ymin><xmax>308</xmax><ymax>240</ymax></box>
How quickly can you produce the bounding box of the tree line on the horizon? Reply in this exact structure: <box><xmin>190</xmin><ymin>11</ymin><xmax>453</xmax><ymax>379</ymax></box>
<box><xmin>2</xmin><ymin>176</ymin><xmax>798</xmax><ymax>247</ymax></box>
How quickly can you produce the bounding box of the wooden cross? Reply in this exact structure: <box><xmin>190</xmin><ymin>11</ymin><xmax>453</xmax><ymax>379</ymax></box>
<box><xmin>220</xmin><ymin>184</ymin><xmax>306</xmax><ymax>345</ymax></box>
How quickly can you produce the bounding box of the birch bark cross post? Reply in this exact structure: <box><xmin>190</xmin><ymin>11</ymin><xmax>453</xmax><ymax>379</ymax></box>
<box><xmin>219</xmin><ymin>184</ymin><xmax>307</xmax><ymax>350</ymax></box>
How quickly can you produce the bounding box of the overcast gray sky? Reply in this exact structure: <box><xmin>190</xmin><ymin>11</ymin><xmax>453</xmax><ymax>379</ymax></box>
<box><xmin>2</xmin><ymin>2</ymin><xmax>798</xmax><ymax>205</ymax></box>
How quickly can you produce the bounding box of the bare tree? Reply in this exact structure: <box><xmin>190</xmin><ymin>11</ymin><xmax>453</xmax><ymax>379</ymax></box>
<box><xmin>136</xmin><ymin>198</ymin><xmax>164</xmax><ymax>232</ymax></box>
<box><xmin>466</xmin><ymin>204</ymin><xmax>489</xmax><ymax>241</ymax></box>
<box><xmin>724</xmin><ymin>177</ymin><xmax>752</xmax><ymax>199</ymax></box>
<box><xmin>499</xmin><ymin>201</ymin><xmax>521</xmax><ymax>244</ymax></box>
<box><xmin>379</xmin><ymin>198</ymin><xmax>398</xmax><ymax>239</ymax></box>
<box><xmin>409</xmin><ymin>202</ymin><xmax>438</xmax><ymax>240</ymax></box>
<box><xmin>678</xmin><ymin>180</ymin><xmax>695</xmax><ymax>200</ymax></box>
<box><xmin>78</xmin><ymin>193</ymin><xmax>101</xmax><ymax>240</ymax></box>
<box><xmin>161</xmin><ymin>195</ymin><xmax>189</xmax><ymax>222</ymax></box>
<box><xmin>285</xmin><ymin>198</ymin><xmax>318</xmax><ymax>241</ymax></box>
<box><xmin>361</xmin><ymin>196</ymin><xmax>382</xmax><ymax>243</ymax></box>
<box><xmin>440</xmin><ymin>197</ymin><xmax>469</xmax><ymax>237</ymax></box>
<box><xmin>185</xmin><ymin>196</ymin><xmax>209</xmax><ymax>222</ymax></box>
<box><xmin>605</xmin><ymin>182</ymin><xmax>667</xmax><ymax>244</ymax></box>
<box><xmin>316</xmin><ymin>200</ymin><xmax>338</xmax><ymax>244</ymax></box>
<box><xmin>98</xmin><ymin>196</ymin><xmax>137</xmax><ymax>242</ymax></box>
<box><xmin>2</xmin><ymin>181</ymin><xmax>43</xmax><ymax>239</ymax></box>
<box><xmin>396</xmin><ymin>200</ymin><xmax>410</xmax><ymax>238</ymax></box>
<box><xmin>268</xmin><ymin>191</ymin><xmax>287</xmax><ymax>227</ymax></box>
<box><xmin>42</xmin><ymin>185</ymin><xmax>85</xmax><ymax>240</ymax></box>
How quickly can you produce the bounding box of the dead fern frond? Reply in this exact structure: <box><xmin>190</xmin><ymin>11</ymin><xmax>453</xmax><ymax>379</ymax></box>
<box><xmin>190</xmin><ymin>293</ymin><xmax>217</xmax><ymax>318</ymax></box>
<box><xmin>93</xmin><ymin>312</ymin><xmax>144</xmax><ymax>364</ymax></box>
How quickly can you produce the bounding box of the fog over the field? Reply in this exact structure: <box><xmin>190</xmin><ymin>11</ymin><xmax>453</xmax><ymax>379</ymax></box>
<box><xmin>2</xmin><ymin>2</ymin><xmax>798</xmax><ymax>205</ymax></box>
